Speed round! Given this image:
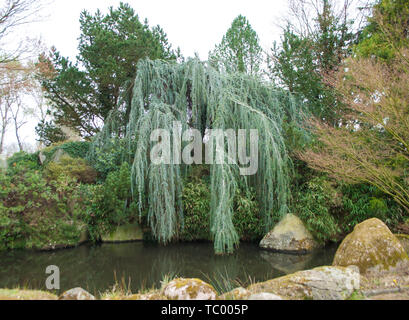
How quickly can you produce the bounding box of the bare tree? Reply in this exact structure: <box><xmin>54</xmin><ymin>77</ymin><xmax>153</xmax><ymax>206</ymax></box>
<box><xmin>0</xmin><ymin>90</ymin><xmax>11</xmax><ymax>153</ymax></box>
<box><xmin>281</xmin><ymin>0</ymin><xmax>373</xmax><ymax>37</ymax></box>
<box><xmin>0</xmin><ymin>60</ymin><xmax>34</xmax><ymax>153</ymax></box>
<box><xmin>0</xmin><ymin>0</ymin><xmax>49</xmax><ymax>62</ymax></box>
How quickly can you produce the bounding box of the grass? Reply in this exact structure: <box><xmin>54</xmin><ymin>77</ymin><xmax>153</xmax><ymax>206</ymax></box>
<box><xmin>0</xmin><ymin>288</ymin><xmax>58</xmax><ymax>300</ymax></box>
<box><xmin>347</xmin><ymin>290</ymin><xmax>366</xmax><ymax>300</ymax></box>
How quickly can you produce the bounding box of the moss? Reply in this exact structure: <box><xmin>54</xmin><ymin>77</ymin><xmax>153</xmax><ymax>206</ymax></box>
<box><xmin>165</xmin><ymin>278</ymin><xmax>217</xmax><ymax>300</ymax></box>
<box><xmin>333</xmin><ymin>219</ymin><xmax>409</xmax><ymax>273</ymax></box>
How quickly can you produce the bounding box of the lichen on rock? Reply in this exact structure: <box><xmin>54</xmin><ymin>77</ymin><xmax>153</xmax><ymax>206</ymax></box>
<box><xmin>162</xmin><ymin>278</ymin><xmax>217</xmax><ymax>300</ymax></box>
<box><xmin>247</xmin><ymin>266</ymin><xmax>360</xmax><ymax>300</ymax></box>
<box><xmin>59</xmin><ymin>287</ymin><xmax>95</xmax><ymax>300</ymax></box>
<box><xmin>260</xmin><ymin>214</ymin><xmax>319</xmax><ymax>253</ymax></box>
<box><xmin>333</xmin><ymin>218</ymin><xmax>409</xmax><ymax>274</ymax></box>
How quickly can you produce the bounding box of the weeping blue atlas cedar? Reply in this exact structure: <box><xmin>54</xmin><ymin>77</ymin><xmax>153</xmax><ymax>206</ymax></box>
<box><xmin>89</xmin><ymin>58</ymin><xmax>305</xmax><ymax>254</ymax></box>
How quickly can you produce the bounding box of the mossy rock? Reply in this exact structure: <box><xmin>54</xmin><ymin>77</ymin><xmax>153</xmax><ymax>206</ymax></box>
<box><xmin>162</xmin><ymin>278</ymin><xmax>217</xmax><ymax>300</ymax></box>
<box><xmin>247</xmin><ymin>266</ymin><xmax>360</xmax><ymax>300</ymax></box>
<box><xmin>333</xmin><ymin>218</ymin><xmax>409</xmax><ymax>274</ymax></box>
<box><xmin>0</xmin><ymin>289</ymin><xmax>58</xmax><ymax>300</ymax></box>
<box><xmin>260</xmin><ymin>214</ymin><xmax>319</xmax><ymax>254</ymax></box>
<box><xmin>102</xmin><ymin>224</ymin><xmax>143</xmax><ymax>243</ymax></box>
<box><xmin>59</xmin><ymin>287</ymin><xmax>95</xmax><ymax>300</ymax></box>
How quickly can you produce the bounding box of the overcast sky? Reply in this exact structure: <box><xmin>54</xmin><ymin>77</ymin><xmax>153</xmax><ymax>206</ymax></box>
<box><xmin>30</xmin><ymin>0</ymin><xmax>288</xmax><ymax>59</ymax></box>
<box><xmin>4</xmin><ymin>0</ymin><xmax>289</xmax><ymax>154</ymax></box>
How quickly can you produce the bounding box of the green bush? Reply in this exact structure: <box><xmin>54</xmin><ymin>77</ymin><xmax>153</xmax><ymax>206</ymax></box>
<box><xmin>45</xmin><ymin>156</ymin><xmax>97</xmax><ymax>184</ymax></box>
<box><xmin>180</xmin><ymin>168</ymin><xmax>264</xmax><ymax>242</ymax></box>
<box><xmin>41</xmin><ymin>141</ymin><xmax>91</xmax><ymax>161</ymax></box>
<box><xmin>341</xmin><ymin>184</ymin><xmax>403</xmax><ymax>233</ymax></box>
<box><xmin>6</xmin><ymin>151</ymin><xmax>40</xmax><ymax>173</ymax></box>
<box><xmin>0</xmin><ymin>167</ymin><xmax>83</xmax><ymax>250</ymax></box>
<box><xmin>233</xmin><ymin>188</ymin><xmax>265</xmax><ymax>241</ymax></box>
<box><xmin>181</xmin><ymin>178</ymin><xmax>211</xmax><ymax>241</ymax></box>
<box><xmin>294</xmin><ymin>176</ymin><xmax>341</xmax><ymax>244</ymax></box>
<box><xmin>87</xmin><ymin>139</ymin><xmax>131</xmax><ymax>180</ymax></box>
<box><xmin>80</xmin><ymin>162</ymin><xmax>135</xmax><ymax>241</ymax></box>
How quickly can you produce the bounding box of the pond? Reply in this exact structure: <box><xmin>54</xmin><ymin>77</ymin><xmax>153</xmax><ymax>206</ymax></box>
<box><xmin>0</xmin><ymin>242</ymin><xmax>338</xmax><ymax>296</ymax></box>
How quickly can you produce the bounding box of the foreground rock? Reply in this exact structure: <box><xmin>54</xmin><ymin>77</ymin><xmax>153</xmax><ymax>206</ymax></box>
<box><xmin>102</xmin><ymin>223</ymin><xmax>143</xmax><ymax>243</ymax></box>
<box><xmin>247</xmin><ymin>266</ymin><xmax>360</xmax><ymax>300</ymax></box>
<box><xmin>162</xmin><ymin>278</ymin><xmax>217</xmax><ymax>300</ymax></box>
<box><xmin>333</xmin><ymin>218</ymin><xmax>409</xmax><ymax>274</ymax></box>
<box><xmin>260</xmin><ymin>214</ymin><xmax>319</xmax><ymax>253</ymax></box>
<box><xmin>59</xmin><ymin>288</ymin><xmax>95</xmax><ymax>300</ymax></box>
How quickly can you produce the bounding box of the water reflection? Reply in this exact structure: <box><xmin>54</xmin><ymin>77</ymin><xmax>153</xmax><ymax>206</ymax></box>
<box><xmin>0</xmin><ymin>242</ymin><xmax>337</xmax><ymax>295</ymax></box>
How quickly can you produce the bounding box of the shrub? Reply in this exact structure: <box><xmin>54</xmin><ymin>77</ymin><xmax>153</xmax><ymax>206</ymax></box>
<box><xmin>181</xmin><ymin>168</ymin><xmax>264</xmax><ymax>242</ymax></box>
<box><xmin>341</xmin><ymin>183</ymin><xmax>404</xmax><ymax>233</ymax></box>
<box><xmin>294</xmin><ymin>176</ymin><xmax>341</xmax><ymax>244</ymax></box>
<box><xmin>87</xmin><ymin>139</ymin><xmax>130</xmax><ymax>180</ymax></box>
<box><xmin>181</xmin><ymin>178</ymin><xmax>211</xmax><ymax>241</ymax></box>
<box><xmin>233</xmin><ymin>188</ymin><xmax>265</xmax><ymax>241</ymax></box>
<box><xmin>6</xmin><ymin>151</ymin><xmax>40</xmax><ymax>173</ymax></box>
<box><xmin>0</xmin><ymin>168</ymin><xmax>83</xmax><ymax>250</ymax></box>
<box><xmin>39</xmin><ymin>141</ymin><xmax>91</xmax><ymax>165</ymax></box>
<box><xmin>80</xmin><ymin>162</ymin><xmax>135</xmax><ymax>241</ymax></box>
<box><xmin>45</xmin><ymin>156</ymin><xmax>97</xmax><ymax>184</ymax></box>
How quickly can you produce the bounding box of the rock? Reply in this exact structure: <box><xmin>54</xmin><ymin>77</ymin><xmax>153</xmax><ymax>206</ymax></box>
<box><xmin>247</xmin><ymin>266</ymin><xmax>360</xmax><ymax>300</ymax></box>
<box><xmin>219</xmin><ymin>287</ymin><xmax>250</xmax><ymax>300</ymax></box>
<box><xmin>247</xmin><ymin>293</ymin><xmax>283</xmax><ymax>300</ymax></box>
<box><xmin>102</xmin><ymin>223</ymin><xmax>143</xmax><ymax>243</ymax></box>
<box><xmin>333</xmin><ymin>218</ymin><xmax>409</xmax><ymax>274</ymax></box>
<box><xmin>59</xmin><ymin>288</ymin><xmax>95</xmax><ymax>300</ymax></box>
<box><xmin>52</xmin><ymin>149</ymin><xmax>68</xmax><ymax>163</ymax></box>
<box><xmin>260</xmin><ymin>214</ymin><xmax>319</xmax><ymax>253</ymax></box>
<box><xmin>162</xmin><ymin>278</ymin><xmax>217</xmax><ymax>300</ymax></box>
<box><xmin>39</xmin><ymin>152</ymin><xmax>47</xmax><ymax>165</ymax></box>
<box><xmin>396</xmin><ymin>234</ymin><xmax>409</xmax><ymax>255</ymax></box>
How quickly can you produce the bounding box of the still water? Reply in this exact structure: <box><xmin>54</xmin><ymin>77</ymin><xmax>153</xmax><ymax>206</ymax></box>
<box><xmin>0</xmin><ymin>242</ymin><xmax>337</xmax><ymax>296</ymax></box>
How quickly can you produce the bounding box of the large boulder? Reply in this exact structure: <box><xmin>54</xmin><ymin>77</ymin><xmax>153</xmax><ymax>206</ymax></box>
<box><xmin>247</xmin><ymin>266</ymin><xmax>360</xmax><ymax>300</ymax></box>
<box><xmin>59</xmin><ymin>288</ymin><xmax>95</xmax><ymax>300</ymax></box>
<box><xmin>102</xmin><ymin>223</ymin><xmax>143</xmax><ymax>243</ymax></box>
<box><xmin>162</xmin><ymin>278</ymin><xmax>217</xmax><ymax>300</ymax></box>
<box><xmin>260</xmin><ymin>214</ymin><xmax>319</xmax><ymax>253</ymax></box>
<box><xmin>333</xmin><ymin>218</ymin><xmax>409</xmax><ymax>274</ymax></box>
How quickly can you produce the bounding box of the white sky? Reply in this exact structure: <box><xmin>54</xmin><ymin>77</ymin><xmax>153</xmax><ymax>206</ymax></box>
<box><xmin>31</xmin><ymin>0</ymin><xmax>288</xmax><ymax>60</ymax></box>
<box><xmin>4</xmin><ymin>0</ymin><xmax>289</xmax><ymax>154</ymax></box>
